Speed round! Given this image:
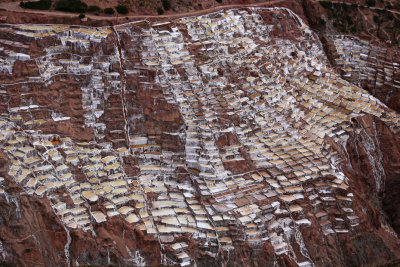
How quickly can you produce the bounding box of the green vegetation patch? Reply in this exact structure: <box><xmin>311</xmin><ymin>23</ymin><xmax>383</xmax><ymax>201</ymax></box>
<box><xmin>88</xmin><ymin>5</ymin><xmax>101</xmax><ymax>12</ymax></box>
<box><xmin>115</xmin><ymin>4</ymin><xmax>128</xmax><ymax>14</ymax></box>
<box><xmin>20</xmin><ymin>0</ymin><xmax>51</xmax><ymax>10</ymax></box>
<box><xmin>320</xmin><ymin>1</ymin><xmax>332</xmax><ymax>9</ymax></box>
<box><xmin>161</xmin><ymin>0</ymin><xmax>170</xmax><ymax>10</ymax></box>
<box><xmin>318</xmin><ymin>17</ymin><xmax>326</xmax><ymax>27</ymax></box>
<box><xmin>55</xmin><ymin>0</ymin><xmax>88</xmax><ymax>13</ymax></box>
<box><xmin>104</xmin><ymin>7</ymin><xmax>115</xmax><ymax>14</ymax></box>
<box><xmin>366</xmin><ymin>0</ymin><xmax>375</xmax><ymax>7</ymax></box>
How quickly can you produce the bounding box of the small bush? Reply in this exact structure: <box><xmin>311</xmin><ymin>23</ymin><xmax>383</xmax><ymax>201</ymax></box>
<box><xmin>88</xmin><ymin>5</ymin><xmax>101</xmax><ymax>12</ymax></box>
<box><xmin>104</xmin><ymin>7</ymin><xmax>115</xmax><ymax>14</ymax></box>
<box><xmin>215</xmin><ymin>0</ymin><xmax>222</xmax><ymax>3</ymax></box>
<box><xmin>318</xmin><ymin>17</ymin><xmax>326</xmax><ymax>27</ymax></box>
<box><xmin>161</xmin><ymin>0</ymin><xmax>170</xmax><ymax>10</ymax></box>
<box><xmin>332</xmin><ymin>2</ymin><xmax>341</xmax><ymax>10</ymax></box>
<box><xmin>320</xmin><ymin>1</ymin><xmax>332</xmax><ymax>9</ymax></box>
<box><xmin>350</xmin><ymin>3</ymin><xmax>358</xmax><ymax>10</ymax></box>
<box><xmin>0</xmin><ymin>262</ymin><xmax>16</xmax><ymax>267</ymax></box>
<box><xmin>387</xmin><ymin>11</ymin><xmax>394</xmax><ymax>20</ymax></box>
<box><xmin>157</xmin><ymin>7</ymin><xmax>163</xmax><ymax>14</ymax></box>
<box><xmin>346</xmin><ymin>15</ymin><xmax>353</xmax><ymax>25</ymax></box>
<box><xmin>337</xmin><ymin>23</ymin><xmax>346</xmax><ymax>32</ymax></box>
<box><xmin>366</xmin><ymin>0</ymin><xmax>375</xmax><ymax>7</ymax></box>
<box><xmin>115</xmin><ymin>4</ymin><xmax>128</xmax><ymax>14</ymax></box>
<box><xmin>79</xmin><ymin>13</ymin><xmax>85</xmax><ymax>19</ymax></box>
<box><xmin>373</xmin><ymin>15</ymin><xmax>379</xmax><ymax>23</ymax></box>
<box><xmin>20</xmin><ymin>0</ymin><xmax>51</xmax><ymax>10</ymax></box>
<box><xmin>55</xmin><ymin>0</ymin><xmax>88</xmax><ymax>13</ymax></box>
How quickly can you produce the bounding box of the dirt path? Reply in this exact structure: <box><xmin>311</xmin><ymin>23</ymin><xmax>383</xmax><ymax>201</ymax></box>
<box><xmin>0</xmin><ymin>0</ymin><xmax>286</xmax><ymax>21</ymax></box>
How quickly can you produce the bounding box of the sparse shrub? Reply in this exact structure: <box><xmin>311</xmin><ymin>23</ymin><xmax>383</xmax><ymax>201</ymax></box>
<box><xmin>115</xmin><ymin>4</ymin><xmax>128</xmax><ymax>14</ymax></box>
<box><xmin>104</xmin><ymin>7</ymin><xmax>115</xmax><ymax>14</ymax></box>
<box><xmin>79</xmin><ymin>13</ymin><xmax>85</xmax><ymax>19</ymax></box>
<box><xmin>318</xmin><ymin>17</ymin><xmax>326</xmax><ymax>27</ymax></box>
<box><xmin>350</xmin><ymin>3</ymin><xmax>358</xmax><ymax>10</ymax></box>
<box><xmin>320</xmin><ymin>1</ymin><xmax>332</xmax><ymax>9</ymax></box>
<box><xmin>157</xmin><ymin>7</ymin><xmax>164</xmax><ymax>15</ymax></box>
<box><xmin>338</xmin><ymin>23</ymin><xmax>346</xmax><ymax>32</ymax></box>
<box><xmin>373</xmin><ymin>15</ymin><xmax>379</xmax><ymax>23</ymax></box>
<box><xmin>387</xmin><ymin>11</ymin><xmax>394</xmax><ymax>20</ymax></box>
<box><xmin>0</xmin><ymin>261</ymin><xmax>16</xmax><ymax>267</ymax></box>
<box><xmin>161</xmin><ymin>0</ymin><xmax>170</xmax><ymax>10</ymax></box>
<box><xmin>55</xmin><ymin>0</ymin><xmax>88</xmax><ymax>13</ymax></box>
<box><xmin>366</xmin><ymin>0</ymin><xmax>375</xmax><ymax>7</ymax></box>
<box><xmin>346</xmin><ymin>15</ymin><xmax>353</xmax><ymax>25</ymax></box>
<box><xmin>20</xmin><ymin>0</ymin><xmax>51</xmax><ymax>10</ymax></box>
<box><xmin>88</xmin><ymin>5</ymin><xmax>101</xmax><ymax>12</ymax></box>
<box><xmin>332</xmin><ymin>2</ymin><xmax>341</xmax><ymax>10</ymax></box>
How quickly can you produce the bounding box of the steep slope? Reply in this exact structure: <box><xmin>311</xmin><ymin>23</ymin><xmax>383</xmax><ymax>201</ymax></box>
<box><xmin>302</xmin><ymin>0</ymin><xmax>400</xmax><ymax>114</ymax></box>
<box><xmin>0</xmin><ymin>7</ymin><xmax>399</xmax><ymax>266</ymax></box>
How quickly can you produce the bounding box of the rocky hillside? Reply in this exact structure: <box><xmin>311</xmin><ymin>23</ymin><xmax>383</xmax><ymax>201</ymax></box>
<box><xmin>302</xmin><ymin>0</ymin><xmax>400</xmax><ymax>114</ymax></box>
<box><xmin>0</xmin><ymin>7</ymin><xmax>399</xmax><ymax>267</ymax></box>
